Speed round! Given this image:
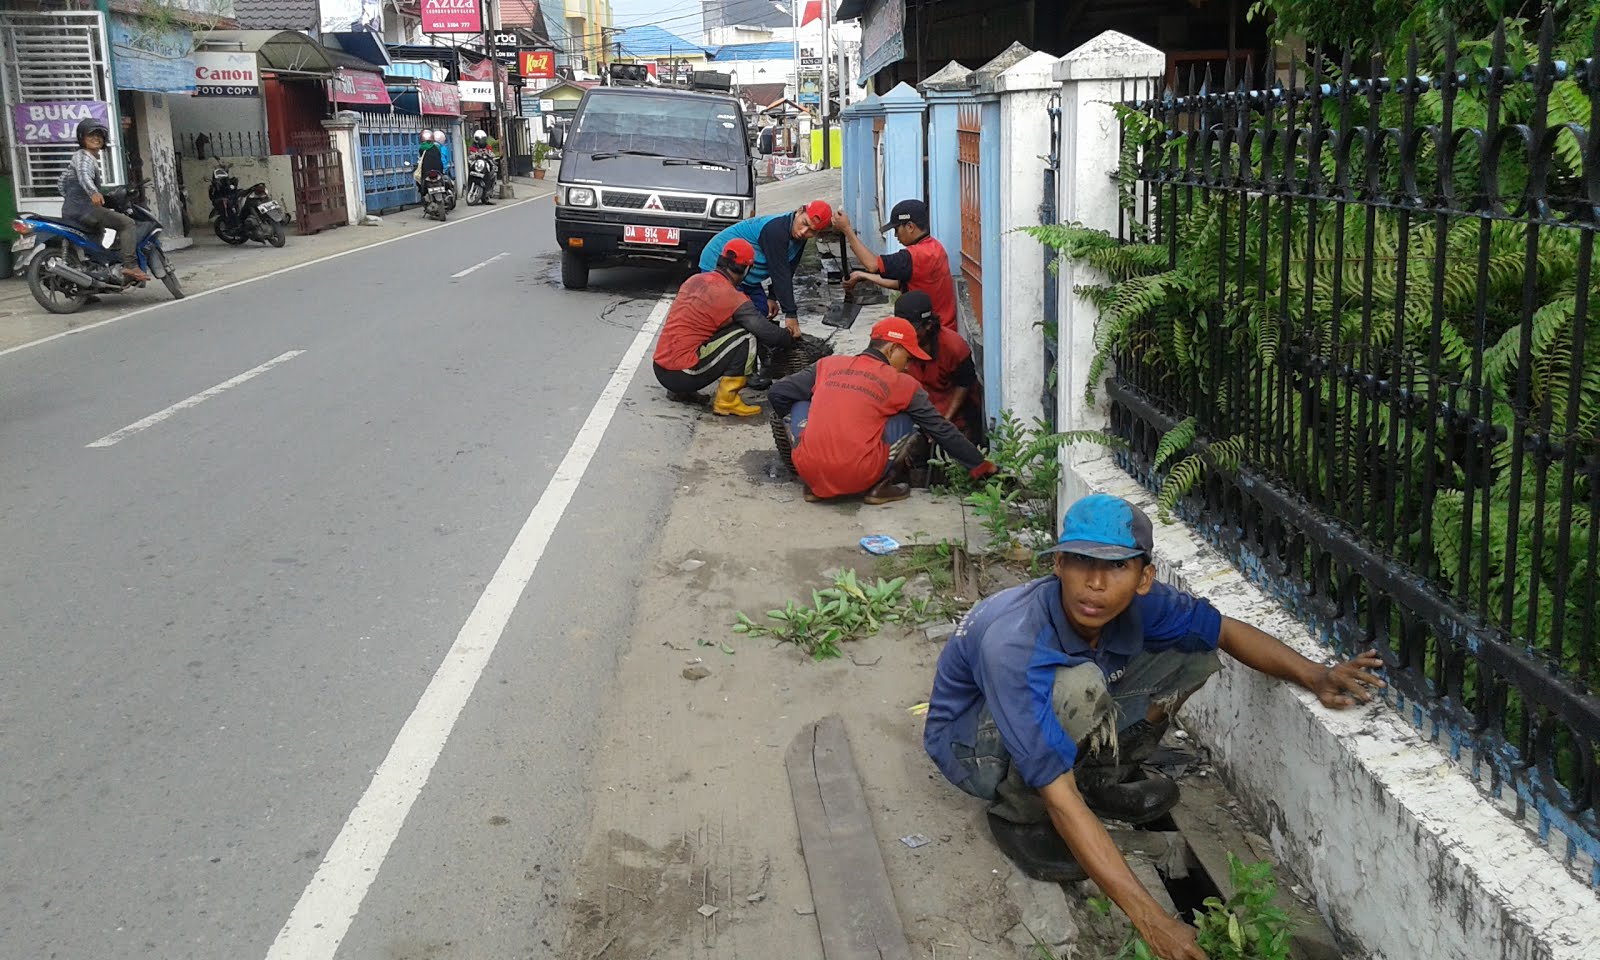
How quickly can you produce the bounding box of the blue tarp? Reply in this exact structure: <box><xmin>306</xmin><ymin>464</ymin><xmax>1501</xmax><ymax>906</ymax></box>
<box><xmin>109</xmin><ymin>15</ymin><xmax>196</xmax><ymax>94</ymax></box>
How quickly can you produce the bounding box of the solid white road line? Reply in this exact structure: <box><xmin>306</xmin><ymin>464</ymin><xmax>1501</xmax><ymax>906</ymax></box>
<box><xmin>85</xmin><ymin>350</ymin><xmax>305</xmax><ymax>448</ymax></box>
<box><xmin>0</xmin><ymin>194</ymin><xmax>550</xmax><ymax>362</ymax></box>
<box><xmin>261</xmin><ymin>291</ymin><xmax>672</xmax><ymax>960</ymax></box>
<box><xmin>451</xmin><ymin>252</ymin><xmax>510</xmax><ymax>278</ymax></box>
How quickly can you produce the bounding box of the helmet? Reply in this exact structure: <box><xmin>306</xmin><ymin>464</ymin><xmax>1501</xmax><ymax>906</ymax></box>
<box><xmin>433</xmin><ymin>130</ymin><xmax>447</xmax><ymax>144</ymax></box>
<box><xmin>473</xmin><ymin>129</ymin><xmax>487</xmax><ymax>141</ymax></box>
<box><xmin>76</xmin><ymin>116</ymin><xmax>110</xmax><ymax>147</ymax></box>
<box><xmin>421</xmin><ymin>128</ymin><xmax>435</xmax><ymax>141</ymax></box>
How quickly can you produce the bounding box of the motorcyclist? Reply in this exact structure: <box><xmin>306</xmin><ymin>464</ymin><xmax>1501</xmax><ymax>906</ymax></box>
<box><xmin>58</xmin><ymin>117</ymin><xmax>150</xmax><ymax>282</ymax></box>
<box><xmin>432</xmin><ymin>129</ymin><xmax>454</xmax><ymax>180</ymax></box>
<box><xmin>416</xmin><ymin>129</ymin><xmax>444</xmax><ymax>187</ymax></box>
<box><xmin>468</xmin><ymin>129</ymin><xmax>497</xmax><ymax>203</ymax></box>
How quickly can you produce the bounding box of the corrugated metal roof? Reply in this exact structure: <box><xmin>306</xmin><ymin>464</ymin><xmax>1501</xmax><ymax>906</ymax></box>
<box><xmin>614</xmin><ymin>25</ymin><xmax>706</xmax><ymax>58</ymax></box>
<box><xmin>708</xmin><ymin>41</ymin><xmax>794</xmax><ymax>61</ymax></box>
<box><xmin>231</xmin><ymin>0</ymin><xmax>319</xmax><ymax>30</ymax></box>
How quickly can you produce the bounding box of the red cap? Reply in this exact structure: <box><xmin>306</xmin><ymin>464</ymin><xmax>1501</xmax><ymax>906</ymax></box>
<box><xmin>804</xmin><ymin>200</ymin><xmax>833</xmax><ymax>231</ymax></box>
<box><xmin>719</xmin><ymin>237</ymin><xmax>756</xmax><ymax>267</ymax></box>
<box><xmin>870</xmin><ymin>316</ymin><xmax>932</xmax><ymax>361</ymax></box>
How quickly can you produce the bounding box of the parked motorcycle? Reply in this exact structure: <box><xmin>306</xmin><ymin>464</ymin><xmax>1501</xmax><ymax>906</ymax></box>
<box><xmin>11</xmin><ymin>185</ymin><xmax>184</xmax><ymax>314</ymax></box>
<box><xmin>422</xmin><ymin>171</ymin><xmax>453</xmax><ymax>222</ymax></box>
<box><xmin>208</xmin><ymin>162</ymin><xmax>286</xmax><ymax>247</ymax></box>
<box><xmin>464</xmin><ymin>153</ymin><xmax>496</xmax><ymax>205</ymax></box>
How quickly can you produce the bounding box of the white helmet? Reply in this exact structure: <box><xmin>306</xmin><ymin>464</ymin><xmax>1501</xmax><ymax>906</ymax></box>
<box><xmin>473</xmin><ymin>129</ymin><xmax>487</xmax><ymax>139</ymax></box>
<box><xmin>433</xmin><ymin>130</ymin><xmax>447</xmax><ymax>144</ymax></box>
<box><xmin>421</xmin><ymin>128</ymin><xmax>434</xmax><ymax>141</ymax></box>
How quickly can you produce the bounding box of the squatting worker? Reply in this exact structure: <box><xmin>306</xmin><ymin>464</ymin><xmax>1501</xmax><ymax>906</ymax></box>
<box><xmin>924</xmin><ymin>494</ymin><xmax>1387</xmax><ymax>960</ymax></box>
<box><xmin>895</xmin><ymin>291</ymin><xmax>983</xmax><ymax>447</ymax></box>
<box><xmin>836</xmin><ymin>199</ymin><xmax>958</xmax><ymax>332</ymax></box>
<box><xmin>653</xmin><ymin>238</ymin><xmax>796</xmax><ymax>417</ymax></box>
<box><xmin>768</xmin><ymin>316</ymin><xmax>997</xmax><ymax>505</ymax></box>
<box><xmin>698</xmin><ymin>200</ymin><xmax>834</xmax><ymax>339</ymax></box>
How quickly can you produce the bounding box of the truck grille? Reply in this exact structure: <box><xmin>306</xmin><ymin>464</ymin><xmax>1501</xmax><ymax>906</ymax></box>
<box><xmin>602</xmin><ymin>190</ymin><xmax>707</xmax><ymax>215</ymax></box>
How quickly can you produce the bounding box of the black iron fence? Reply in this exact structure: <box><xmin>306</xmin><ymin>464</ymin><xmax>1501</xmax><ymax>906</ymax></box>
<box><xmin>178</xmin><ymin>130</ymin><xmax>270</xmax><ymax>159</ymax></box>
<box><xmin>1098</xmin><ymin>14</ymin><xmax>1599</xmax><ymax>879</ymax></box>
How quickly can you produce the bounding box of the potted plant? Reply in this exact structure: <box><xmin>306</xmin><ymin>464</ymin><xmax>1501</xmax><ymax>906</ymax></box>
<box><xmin>531</xmin><ymin>140</ymin><xmax>551</xmax><ymax>179</ymax></box>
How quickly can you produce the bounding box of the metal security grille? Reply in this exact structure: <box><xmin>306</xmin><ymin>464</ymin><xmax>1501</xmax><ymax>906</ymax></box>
<box><xmin>601</xmin><ymin>190</ymin><xmax>707</xmax><ymax>214</ymax></box>
<box><xmin>0</xmin><ymin>11</ymin><xmax>121</xmax><ymax>204</ymax></box>
<box><xmin>957</xmin><ymin>103</ymin><xmax>983</xmax><ymax>328</ymax></box>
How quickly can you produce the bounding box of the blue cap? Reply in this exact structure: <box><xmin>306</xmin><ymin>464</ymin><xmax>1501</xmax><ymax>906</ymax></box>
<box><xmin>1040</xmin><ymin>494</ymin><xmax>1154</xmax><ymax>560</ymax></box>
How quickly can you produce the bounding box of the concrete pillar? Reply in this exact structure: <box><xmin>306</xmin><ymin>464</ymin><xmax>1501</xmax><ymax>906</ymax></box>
<box><xmin>1054</xmin><ymin>31</ymin><xmax>1167</xmax><ymax>503</ymax></box>
<box><xmin>840</xmin><ymin>102</ymin><xmax>861</xmax><ymax>224</ymax></box>
<box><xmin>132</xmin><ymin>93</ymin><xmax>191</xmax><ymax>251</ymax></box>
<box><xmin>854</xmin><ymin>93</ymin><xmax>884</xmax><ymax>259</ymax></box>
<box><xmin>978</xmin><ymin>97</ymin><xmax>1003</xmax><ymax>426</ymax></box>
<box><xmin>993</xmin><ymin>51</ymin><xmax>1062</xmax><ymax>428</ymax></box>
<box><xmin>920</xmin><ymin>62</ymin><xmax>972</xmax><ymax>277</ymax></box>
<box><xmin>323</xmin><ymin>112</ymin><xmax>366</xmax><ymax>226</ymax></box>
<box><xmin>878</xmin><ymin>82</ymin><xmax>925</xmax><ymax>255</ymax></box>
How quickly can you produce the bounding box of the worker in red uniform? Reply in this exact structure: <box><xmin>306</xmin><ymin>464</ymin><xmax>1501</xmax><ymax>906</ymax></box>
<box><xmin>769</xmin><ymin>316</ymin><xmax>996</xmax><ymax>504</ymax></box>
<box><xmin>653</xmin><ymin>238</ymin><xmax>797</xmax><ymax>417</ymax></box>
<box><xmin>896</xmin><ymin>290</ymin><xmax>984</xmax><ymax>447</ymax></box>
<box><xmin>835</xmin><ymin>199</ymin><xmax>959</xmax><ymax>332</ymax></box>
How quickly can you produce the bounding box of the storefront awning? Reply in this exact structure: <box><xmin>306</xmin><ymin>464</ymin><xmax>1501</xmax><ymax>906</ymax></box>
<box><xmin>203</xmin><ymin>30</ymin><xmax>334</xmax><ymax>74</ymax></box>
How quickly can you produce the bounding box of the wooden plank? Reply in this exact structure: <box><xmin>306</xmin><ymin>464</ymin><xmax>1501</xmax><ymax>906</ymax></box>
<box><xmin>1169</xmin><ymin>778</ymin><xmax>1342</xmax><ymax>960</ymax></box>
<box><xmin>785</xmin><ymin>715</ymin><xmax>914</xmax><ymax>960</ymax></box>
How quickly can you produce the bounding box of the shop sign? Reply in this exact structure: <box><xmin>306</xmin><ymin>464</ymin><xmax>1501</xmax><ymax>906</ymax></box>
<box><xmin>421</xmin><ymin>0</ymin><xmax>482</xmax><ymax>33</ymax></box>
<box><xmin>194</xmin><ymin>51</ymin><xmax>260</xmax><ymax>97</ymax></box>
<box><xmin>331</xmin><ymin>68</ymin><xmax>392</xmax><ymax>106</ymax></box>
<box><xmin>458</xmin><ymin>80</ymin><xmax>495</xmax><ymax>102</ymax></box>
<box><xmin>110</xmin><ymin>15</ymin><xmax>196</xmax><ymax>94</ymax></box>
<box><xmin>418</xmin><ymin>79</ymin><xmax>462</xmax><ymax>115</ymax></box>
<box><xmin>519</xmin><ymin>49</ymin><xmax>555</xmax><ymax>79</ymax></box>
<box><xmin>12</xmin><ymin>101</ymin><xmax>110</xmax><ymax>146</ymax></box>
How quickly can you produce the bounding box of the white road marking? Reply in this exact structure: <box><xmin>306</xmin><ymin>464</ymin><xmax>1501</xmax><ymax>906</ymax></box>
<box><xmin>0</xmin><ymin>192</ymin><xmax>555</xmax><ymax>362</ymax></box>
<box><xmin>86</xmin><ymin>350</ymin><xmax>305</xmax><ymax>448</ymax></box>
<box><xmin>450</xmin><ymin>251</ymin><xmax>509</xmax><ymax>278</ymax></box>
<box><xmin>261</xmin><ymin>291</ymin><xmax>672</xmax><ymax>960</ymax></box>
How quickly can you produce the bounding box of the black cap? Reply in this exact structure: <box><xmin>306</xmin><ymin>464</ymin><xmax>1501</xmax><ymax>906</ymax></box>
<box><xmin>893</xmin><ymin>290</ymin><xmax>936</xmax><ymax>325</ymax></box>
<box><xmin>880</xmin><ymin>198</ymin><xmax>929</xmax><ymax>233</ymax></box>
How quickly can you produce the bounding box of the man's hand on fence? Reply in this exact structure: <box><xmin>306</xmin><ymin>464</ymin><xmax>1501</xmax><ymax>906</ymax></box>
<box><xmin>1311</xmin><ymin>648</ymin><xmax>1387</xmax><ymax>709</ymax></box>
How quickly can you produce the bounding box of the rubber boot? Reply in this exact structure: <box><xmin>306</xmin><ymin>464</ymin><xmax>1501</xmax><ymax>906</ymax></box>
<box><xmin>712</xmin><ymin>377</ymin><xmax>761</xmax><ymax>417</ymax></box>
<box><xmin>864</xmin><ymin>436</ymin><xmax>921</xmax><ymax>504</ymax></box>
<box><xmin>987</xmin><ymin>813</ymin><xmax>1088</xmax><ymax>883</ymax></box>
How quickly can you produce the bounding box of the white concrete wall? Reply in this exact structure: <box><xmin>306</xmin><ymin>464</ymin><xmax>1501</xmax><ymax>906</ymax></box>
<box><xmin>181</xmin><ymin>154</ymin><xmax>297</xmax><ymax>227</ymax></box>
<box><xmin>132</xmin><ymin>93</ymin><xmax>191</xmax><ymax>250</ymax></box>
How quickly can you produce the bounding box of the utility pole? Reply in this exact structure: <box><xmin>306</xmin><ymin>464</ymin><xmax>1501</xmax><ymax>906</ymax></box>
<box><xmin>820</xmin><ymin>0</ymin><xmax>832</xmax><ymax>169</ymax></box>
<box><xmin>482</xmin><ymin>0</ymin><xmax>509</xmax><ymax>196</ymax></box>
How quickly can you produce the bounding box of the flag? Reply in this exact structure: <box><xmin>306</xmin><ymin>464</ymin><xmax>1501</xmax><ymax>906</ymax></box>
<box><xmin>800</xmin><ymin>0</ymin><xmax>822</xmax><ymax>26</ymax></box>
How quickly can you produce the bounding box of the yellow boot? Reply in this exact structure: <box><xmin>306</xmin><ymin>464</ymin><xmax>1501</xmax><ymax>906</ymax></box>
<box><xmin>713</xmin><ymin>376</ymin><xmax>762</xmax><ymax>417</ymax></box>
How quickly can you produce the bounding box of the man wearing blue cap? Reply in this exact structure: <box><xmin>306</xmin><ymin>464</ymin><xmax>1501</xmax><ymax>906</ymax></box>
<box><xmin>924</xmin><ymin>494</ymin><xmax>1385</xmax><ymax>960</ymax></box>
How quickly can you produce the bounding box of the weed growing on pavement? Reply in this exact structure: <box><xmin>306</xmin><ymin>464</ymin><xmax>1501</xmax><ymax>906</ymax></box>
<box><xmin>731</xmin><ymin>569</ymin><xmax>933</xmax><ymax>660</ymax></box>
<box><xmin>1045</xmin><ymin>854</ymin><xmax>1292</xmax><ymax>960</ymax></box>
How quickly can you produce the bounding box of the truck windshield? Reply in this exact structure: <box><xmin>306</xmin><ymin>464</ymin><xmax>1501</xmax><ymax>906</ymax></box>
<box><xmin>571</xmin><ymin>93</ymin><xmax>746</xmax><ymax>166</ymax></box>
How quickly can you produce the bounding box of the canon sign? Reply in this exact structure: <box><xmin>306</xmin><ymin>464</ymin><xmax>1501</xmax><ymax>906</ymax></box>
<box><xmin>193</xmin><ymin>52</ymin><xmax>260</xmax><ymax>97</ymax></box>
<box><xmin>421</xmin><ymin>0</ymin><xmax>481</xmax><ymax>32</ymax></box>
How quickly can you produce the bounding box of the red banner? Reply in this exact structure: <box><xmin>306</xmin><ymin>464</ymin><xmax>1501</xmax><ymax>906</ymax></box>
<box><xmin>421</xmin><ymin>0</ymin><xmax>482</xmax><ymax>33</ymax></box>
<box><xmin>518</xmin><ymin>48</ymin><xmax>555</xmax><ymax>80</ymax></box>
<box><xmin>331</xmin><ymin>68</ymin><xmax>391</xmax><ymax>106</ymax></box>
<box><xmin>417</xmin><ymin>78</ymin><xmax>462</xmax><ymax>115</ymax></box>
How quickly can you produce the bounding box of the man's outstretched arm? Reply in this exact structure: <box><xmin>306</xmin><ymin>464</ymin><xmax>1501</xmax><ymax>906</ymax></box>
<box><xmin>1217</xmin><ymin>617</ymin><xmax>1385</xmax><ymax>708</ymax></box>
<box><xmin>1039</xmin><ymin>775</ymin><xmax>1207</xmax><ymax>960</ymax></box>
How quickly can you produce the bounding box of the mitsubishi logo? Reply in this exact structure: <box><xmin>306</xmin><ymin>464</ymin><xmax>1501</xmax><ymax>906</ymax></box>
<box><xmin>644</xmin><ymin>193</ymin><xmax>665</xmax><ymax>211</ymax></box>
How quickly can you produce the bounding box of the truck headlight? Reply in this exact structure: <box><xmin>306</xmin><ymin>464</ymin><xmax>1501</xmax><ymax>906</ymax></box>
<box><xmin>712</xmin><ymin>198</ymin><xmax>741</xmax><ymax>219</ymax></box>
<box><xmin>567</xmin><ymin>187</ymin><xmax>597</xmax><ymax>207</ymax></box>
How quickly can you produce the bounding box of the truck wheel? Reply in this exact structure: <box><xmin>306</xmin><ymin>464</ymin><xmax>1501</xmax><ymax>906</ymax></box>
<box><xmin>561</xmin><ymin>249</ymin><xmax>589</xmax><ymax>290</ymax></box>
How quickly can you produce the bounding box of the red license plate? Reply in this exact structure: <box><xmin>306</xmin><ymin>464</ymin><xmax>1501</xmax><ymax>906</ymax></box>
<box><xmin>623</xmin><ymin>225</ymin><xmax>680</xmax><ymax>245</ymax></box>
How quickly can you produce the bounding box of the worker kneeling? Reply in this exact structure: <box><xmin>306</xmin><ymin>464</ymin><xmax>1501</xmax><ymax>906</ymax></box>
<box><xmin>770</xmin><ymin>315</ymin><xmax>996</xmax><ymax>504</ymax></box>
<box><xmin>652</xmin><ymin>238</ymin><xmax>798</xmax><ymax>417</ymax></box>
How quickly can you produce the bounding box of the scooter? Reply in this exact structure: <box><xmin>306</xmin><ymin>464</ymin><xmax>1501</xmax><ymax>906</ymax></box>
<box><xmin>11</xmin><ymin>185</ymin><xmax>184</xmax><ymax>314</ymax></box>
<box><xmin>209</xmin><ymin>162</ymin><xmax>286</xmax><ymax>247</ymax></box>
<box><xmin>422</xmin><ymin>171</ymin><xmax>453</xmax><ymax>222</ymax></box>
<box><xmin>464</xmin><ymin>153</ymin><xmax>496</xmax><ymax>206</ymax></box>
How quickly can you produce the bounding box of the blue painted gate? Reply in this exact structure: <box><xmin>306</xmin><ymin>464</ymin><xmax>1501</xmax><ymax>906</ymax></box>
<box><xmin>358</xmin><ymin>112</ymin><xmax>421</xmax><ymax>214</ymax></box>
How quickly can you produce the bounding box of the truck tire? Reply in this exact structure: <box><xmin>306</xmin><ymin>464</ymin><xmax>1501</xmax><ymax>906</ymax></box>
<box><xmin>561</xmin><ymin>249</ymin><xmax>589</xmax><ymax>290</ymax></box>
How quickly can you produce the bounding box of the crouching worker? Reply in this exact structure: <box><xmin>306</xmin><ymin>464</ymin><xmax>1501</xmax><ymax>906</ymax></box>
<box><xmin>923</xmin><ymin>494</ymin><xmax>1387</xmax><ymax>960</ymax></box>
<box><xmin>895</xmin><ymin>290</ymin><xmax>983</xmax><ymax>449</ymax></box>
<box><xmin>653</xmin><ymin>238</ymin><xmax>798</xmax><ymax>416</ymax></box>
<box><xmin>769</xmin><ymin>316</ymin><xmax>997</xmax><ymax>503</ymax></box>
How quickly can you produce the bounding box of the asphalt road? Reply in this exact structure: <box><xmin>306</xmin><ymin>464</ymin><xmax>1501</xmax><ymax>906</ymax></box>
<box><xmin>0</xmin><ymin>197</ymin><xmax>699</xmax><ymax>960</ymax></box>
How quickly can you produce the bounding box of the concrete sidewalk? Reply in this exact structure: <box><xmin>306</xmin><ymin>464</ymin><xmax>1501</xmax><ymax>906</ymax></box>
<box><xmin>0</xmin><ymin>182</ymin><xmax>556</xmax><ymax>355</ymax></box>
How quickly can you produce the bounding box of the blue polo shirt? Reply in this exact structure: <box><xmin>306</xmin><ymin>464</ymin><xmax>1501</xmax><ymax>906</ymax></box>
<box><xmin>924</xmin><ymin>576</ymin><xmax>1223</xmax><ymax>791</ymax></box>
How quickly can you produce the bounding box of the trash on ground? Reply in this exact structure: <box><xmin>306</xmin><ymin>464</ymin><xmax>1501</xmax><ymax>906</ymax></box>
<box><xmin>678</xmin><ymin>558</ymin><xmax>706</xmax><ymax>572</ymax></box>
<box><xmin>899</xmin><ymin>834</ymin><xmax>932</xmax><ymax>848</ymax></box>
<box><xmin>682</xmin><ymin>666</ymin><xmax>712</xmax><ymax>681</ymax></box>
<box><xmin>795</xmin><ymin>905</ymin><xmax>816</xmax><ymax>916</ymax></box>
<box><xmin>697</xmin><ymin>904</ymin><xmax>719</xmax><ymax>918</ymax></box>
<box><xmin>859</xmin><ymin>535</ymin><xmax>900</xmax><ymax>555</ymax></box>
<box><xmin>746</xmin><ymin>891</ymin><xmax>766</xmax><ymax>903</ymax></box>
<box><xmin>908</xmin><ymin>701</ymin><xmax>930</xmax><ymax>715</ymax></box>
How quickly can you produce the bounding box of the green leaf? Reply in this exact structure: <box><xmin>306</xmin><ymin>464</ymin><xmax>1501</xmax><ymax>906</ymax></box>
<box><xmin>720</xmin><ymin>643</ymin><xmax>736</xmax><ymax>655</ymax></box>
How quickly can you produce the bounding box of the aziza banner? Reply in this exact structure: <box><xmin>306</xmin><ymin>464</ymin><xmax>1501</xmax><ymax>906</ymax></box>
<box><xmin>421</xmin><ymin>0</ymin><xmax>482</xmax><ymax>33</ymax></box>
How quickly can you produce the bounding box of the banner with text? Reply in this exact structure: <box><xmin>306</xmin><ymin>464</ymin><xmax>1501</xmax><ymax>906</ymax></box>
<box><xmin>421</xmin><ymin>0</ymin><xmax>482</xmax><ymax>33</ymax></box>
<box><xmin>193</xmin><ymin>51</ymin><xmax>260</xmax><ymax>97</ymax></box>
<box><xmin>12</xmin><ymin>101</ymin><xmax>110</xmax><ymax>146</ymax></box>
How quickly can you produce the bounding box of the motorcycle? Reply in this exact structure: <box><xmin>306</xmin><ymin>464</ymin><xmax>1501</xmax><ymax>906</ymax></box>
<box><xmin>11</xmin><ymin>185</ymin><xmax>184</xmax><ymax>314</ymax></box>
<box><xmin>422</xmin><ymin>171</ymin><xmax>453</xmax><ymax>222</ymax></box>
<box><xmin>464</xmin><ymin>153</ymin><xmax>496</xmax><ymax>205</ymax></box>
<box><xmin>208</xmin><ymin>162</ymin><xmax>286</xmax><ymax>247</ymax></box>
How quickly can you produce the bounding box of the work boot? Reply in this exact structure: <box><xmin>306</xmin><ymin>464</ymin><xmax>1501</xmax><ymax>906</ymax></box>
<box><xmin>987</xmin><ymin>813</ymin><xmax>1088</xmax><ymax>883</ymax></box>
<box><xmin>1076</xmin><ymin>774</ymin><xmax>1181</xmax><ymax>825</ymax></box>
<box><xmin>803</xmin><ymin>486</ymin><xmax>820</xmax><ymax>502</ymax></box>
<box><xmin>863</xmin><ymin>479</ymin><xmax>910</xmax><ymax>504</ymax></box>
<box><xmin>712</xmin><ymin>377</ymin><xmax>761</xmax><ymax>417</ymax></box>
<box><xmin>746</xmin><ymin>372</ymin><xmax>773</xmax><ymax>391</ymax></box>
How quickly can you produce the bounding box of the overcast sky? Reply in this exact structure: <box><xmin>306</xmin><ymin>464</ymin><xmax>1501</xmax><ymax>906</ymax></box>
<box><xmin>611</xmin><ymin>0</ymin><xmax>710</xmax><ymax>42</ymax></box>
